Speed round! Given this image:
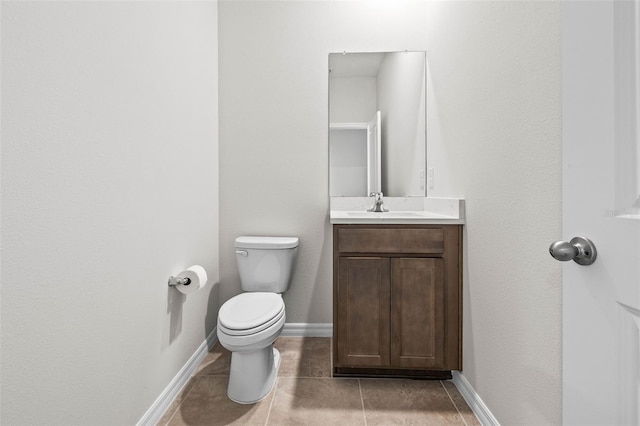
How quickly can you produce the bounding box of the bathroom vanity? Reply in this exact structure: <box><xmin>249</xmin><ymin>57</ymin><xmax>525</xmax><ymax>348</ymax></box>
<box><xmin>328</xmin><ymin>51</ymin><xmax>463</xmax><ymax>379</ymax></box>
<box><xmin>331</xmin><ymin>209</ymin><xmax>463</xmax><ymax>379</ymax></box>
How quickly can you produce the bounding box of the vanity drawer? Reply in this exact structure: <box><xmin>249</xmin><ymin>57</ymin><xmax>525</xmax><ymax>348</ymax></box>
<box><xmin>336</xmin><ymin>227</ymin><xmax>445</xmax><ymax>254</ymax></box>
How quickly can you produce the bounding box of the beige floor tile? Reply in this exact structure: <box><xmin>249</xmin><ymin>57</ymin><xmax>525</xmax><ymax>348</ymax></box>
<box><xmin>274</xmin><ymin>337</ymin><xmax>332</xmax><ymax>378</ymax></box>
<box><xmin>166</xmin><ymin>376</ymin><xmax>273</xmax><ymax>426</ymax></box>
<box><xmin>267</xmin><ymin>378</ymin><xmax>365</xmax><ymax>426</ymax></box>
<box><xmin>157</xmin><ymin>376</ymin><xmax>199</xmax><ymax>425</ymax></box>
<box><xmin>194</xmin><ymin>343</ymin><xmax>231</xmax><ymax>376</ymax></box>
<box><xmin>161</xmin><ymin>337</ymin><xmax>479</xmax><ymax>425</ymax></box>
<box><xmin>360</xmin><ymin>379</ymin><xmax>466</xmax><ymax>425</ymax></box>
<box><xmin>442</xmin><ymin>380</ymin><xmax>481</xmax><ymax>426</ymax></box>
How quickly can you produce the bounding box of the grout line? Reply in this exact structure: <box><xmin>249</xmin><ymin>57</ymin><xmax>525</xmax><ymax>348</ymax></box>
<box><xmin>330</xmin><ymin>338</ymin><xmax>334</xmax><ymax>373</ymax></box>
<box><xmin>277</xmin><ymin>375</ymin><xmax>333</xmax><ymax>379</ymax></box>
<box><xmin>162</xmin><ymin>376</ymin><xmax>201</xmax><ymax>426</ymax></box>
<box><xmin>358</xmin><ymin>379</ymin><xmax>368</xmax><ymax>426</ymax></box>
<box><xmin>440</xmin><ymin>380</ymin><xmax>468</xmax><ymax>426</ymax></box>
<box><xmin>163</xmin><ymin>404</ymin><xmax>178</xmax><ymax>425</ymax></box>
<box><xmin>264</xmin><ymin>377</ymin><xmax>278</xmax><ymax>426</ymax></box>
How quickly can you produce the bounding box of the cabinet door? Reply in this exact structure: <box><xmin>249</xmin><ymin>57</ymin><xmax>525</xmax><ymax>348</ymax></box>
<box><xmin>336</xmin><ymin>257</ymin><xmax>390</xmax><ymax>367</ymax></box>
<box><xmin>391</xmin><ymin>258</ymin><xmax>445</xmax><ymax>368</ymax></box>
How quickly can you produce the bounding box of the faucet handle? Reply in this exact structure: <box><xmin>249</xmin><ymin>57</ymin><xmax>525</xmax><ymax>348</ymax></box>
<box><xmin>367</xmin><ymin>192</ymin><xmax>387</xmax><ymax>212</ymax></box>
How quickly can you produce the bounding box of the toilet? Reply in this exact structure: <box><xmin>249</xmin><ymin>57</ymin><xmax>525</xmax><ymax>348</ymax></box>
<box><xmin>216</xmin><ymin>236</ymin><xmax>299</xmax><ymax>404</ymax></box>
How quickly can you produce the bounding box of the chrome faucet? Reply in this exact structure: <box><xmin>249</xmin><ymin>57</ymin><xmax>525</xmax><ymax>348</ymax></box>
<box><xmin>367</xmin><ymin>192</ymin><xmax>388</xmax><ymax>212</ymax></box>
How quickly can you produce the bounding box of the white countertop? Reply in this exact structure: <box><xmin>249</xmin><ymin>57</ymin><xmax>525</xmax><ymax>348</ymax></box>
<box><xmin>329</xmin><ymin>197</ymin><xmax>466</xmax><ymax>225</ymax></box>
<box><xmin>330</xmin><ymin>210</ymin><xmax>465</xmax><ymax>224</ymax></box>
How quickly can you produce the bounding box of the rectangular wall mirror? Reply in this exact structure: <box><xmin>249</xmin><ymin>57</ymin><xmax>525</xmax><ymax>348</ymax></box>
<box><xmin>329</xmin><ymin>51</ymin><xmax>427</xmax><ymax>197</ymax></box>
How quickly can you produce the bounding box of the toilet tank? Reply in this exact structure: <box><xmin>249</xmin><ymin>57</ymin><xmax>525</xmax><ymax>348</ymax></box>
<box><xmin>235</xmin><ymin>236</ymin><xmax>299</xmax><ymax>293</ymax></box>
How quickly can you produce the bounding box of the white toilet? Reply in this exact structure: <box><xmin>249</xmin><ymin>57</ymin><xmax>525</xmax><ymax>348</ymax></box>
<box><xmin>216</xmin><ymin>236</ymin><xmax>299</xmax><ymax>404</ymax></box>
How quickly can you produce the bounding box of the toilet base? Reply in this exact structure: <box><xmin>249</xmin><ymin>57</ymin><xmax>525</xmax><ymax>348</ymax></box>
<box><xmin>227</xmin><ymin>346</ymin><xmax>281</xmax><ymax>404</ymax></box>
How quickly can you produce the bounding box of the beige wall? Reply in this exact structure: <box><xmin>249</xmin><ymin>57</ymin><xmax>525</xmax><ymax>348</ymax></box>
<box><xmin>1</xmin><ymin>2</ymin><xmax>219</xmax><ymax>424</ymax></box>
<box><xmin>219</xmin><ymin>1</ymin><xmax>561</xmax><ymax>424</ymax></box>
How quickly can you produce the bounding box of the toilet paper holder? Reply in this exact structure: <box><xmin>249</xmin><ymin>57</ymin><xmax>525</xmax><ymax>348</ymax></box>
<box><xmin>168</xmin><ymin>276</ymin><xmax>191</xmax><ymax>287</ymax></box>
<box><xmin>167</xmin><ymin>265</ymin><xmax>207</xmax><ymax>294</ymax></box>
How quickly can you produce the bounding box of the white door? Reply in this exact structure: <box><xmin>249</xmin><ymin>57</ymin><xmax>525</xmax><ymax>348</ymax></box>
<box><xmin>367</xmin><ymin>111</ymin><xmax>382</xmax><ymax>194</ymax></box>
<box><xmin>562</xmin><ymin>1</ymin><xmax>640</xmax><ymax>425</ymax></box>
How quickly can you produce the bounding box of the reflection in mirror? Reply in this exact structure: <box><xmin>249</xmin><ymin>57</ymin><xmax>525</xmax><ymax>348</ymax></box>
<box><xmin>329</xmin><ymin>112</ymin><xmax>381</xmax><ymax>195</ymax></box>
<box><xmin>329</xmin><ymin>51</ymin><xmax>426</xmax><ymax>197</ymax></box>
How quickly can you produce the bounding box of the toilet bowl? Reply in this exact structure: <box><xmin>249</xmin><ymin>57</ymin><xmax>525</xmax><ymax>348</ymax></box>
<box><xmin>217</xmin><ymin>236</ymin><xmax>298</xmax><ymax>404</ymax></box>
<box><xmin>217</xmin><ymin>292</ymin><xmax>286</xmax><ymax>403</ymax></box>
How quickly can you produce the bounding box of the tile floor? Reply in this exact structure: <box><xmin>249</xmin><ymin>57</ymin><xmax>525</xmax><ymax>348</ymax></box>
<box><xmin>159</xmin><ymin>337</ymin><xmax>480</xmax><ymax>426</ymax></box>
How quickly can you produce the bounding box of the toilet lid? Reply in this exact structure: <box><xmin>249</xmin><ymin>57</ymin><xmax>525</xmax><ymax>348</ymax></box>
<box><xmin>218</xmin><ymin>293</ymin><xmax>285</xmax><ymax>334</ymax></box>
<box><xmin>235</xmin><ymin>236</ymin><xmax>299</xmax><ymax>249</ymax></box>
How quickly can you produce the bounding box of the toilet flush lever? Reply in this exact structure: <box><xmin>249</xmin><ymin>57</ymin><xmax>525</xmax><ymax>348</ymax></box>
<box><xmin>235</xmin><ymin>250</ymin><xmax>248</xmax><ymax>257</ymax></box>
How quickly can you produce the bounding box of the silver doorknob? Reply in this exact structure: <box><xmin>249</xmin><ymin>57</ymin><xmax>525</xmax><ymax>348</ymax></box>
<box><xmin>549</xmin><ymin>236</ymin><xmax>597</xmax><ymax>265</ymax></box>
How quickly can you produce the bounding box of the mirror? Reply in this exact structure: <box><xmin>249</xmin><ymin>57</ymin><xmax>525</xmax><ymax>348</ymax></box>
<box><xmin>329</xmin><ymin>51</ymin><xmax>426</xmax><ymax>197</ymax></box>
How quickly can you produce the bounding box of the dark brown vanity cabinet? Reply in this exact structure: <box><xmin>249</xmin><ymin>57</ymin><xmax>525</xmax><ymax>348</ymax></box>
<box><xmin>332</xmin><ymin>224</ymin><xmax>462</xmax><ymax>378</ymax></box>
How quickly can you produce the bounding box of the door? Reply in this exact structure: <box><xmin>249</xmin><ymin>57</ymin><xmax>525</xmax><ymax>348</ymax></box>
<box><xmin>390</xmin><ymin>258</ymin><xmax>445</xmax><ymax>369</ymax></box>
<box><xmin>367</xmin><ymin>111</ymin><xmax>382</xmax><ymax>194</ymax></box>
<box><xmin>329</xmin><ymin>125</ymin><xmax>368</xmax><ymax>196</ymax></box>
<box><xmin>563</xmin><ymin>1</ymin><xmax>640</xmax><ymax>424</ymax></box>
<box><xmin>336</xmin><ymin>256</ymin><xmax>390</xmax><ymax>367</ymax></box>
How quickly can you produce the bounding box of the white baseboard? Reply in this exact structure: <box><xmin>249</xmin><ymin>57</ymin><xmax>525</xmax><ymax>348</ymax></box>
<box><xmin>137</xmin><ymin>323</ymin><xmax>331</xmax><ymax>425</ymax></box>
<box><xmin>452</xmin><ymin>371</ymin><xmax>500</xmax><ymax>426</ymax></box>
<box><xmin>142</xmin><ymin>325</ymin><xmax>501</xmax><ymax>426</ymax></box>
<box><xmin>281</xmin><ymin>322</ymin><xmax>333</xmax><ymax>337</ymax></box>
<box><xmin>137</xmin><ymin>329</ymin><xmax>218</xmax><ymax>426</ymax></box>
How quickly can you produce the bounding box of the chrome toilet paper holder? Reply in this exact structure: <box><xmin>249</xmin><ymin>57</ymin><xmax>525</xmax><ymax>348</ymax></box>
<box><xmin>168</xmin><ymin>276</ymin><xmax>191</xmax><ymax>287</ymax></box>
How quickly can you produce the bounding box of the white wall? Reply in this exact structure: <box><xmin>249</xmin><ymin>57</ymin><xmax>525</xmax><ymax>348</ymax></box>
<box><xmin>218</xmin><ymin>0</ymin><xmax>429</xmax><ymax>324</ymax></box>
<box><xmin>426</xmin><ymin>3</ymin><xmax>562</xmax><ymax>423</ymax></box>
<box><xmin>220</xmin><ymin>1</ymin><xmax>561</xmax><ymax>425</ymax></box>
<box><xmin>1</xmin><ymin>1</ymin><xmax>219</xmax><ymax>424</ymax></box>
<box><xmin>1</xmin><ymin>1</ymin><xmax>561</xmax><ymax>424</ymax></box>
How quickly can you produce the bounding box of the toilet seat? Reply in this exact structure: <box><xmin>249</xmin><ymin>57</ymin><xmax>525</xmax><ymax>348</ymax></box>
<box><xmin>218</xmin><ymin>293</ymin><xmax>285</xmax><ymax>336</ymax></box>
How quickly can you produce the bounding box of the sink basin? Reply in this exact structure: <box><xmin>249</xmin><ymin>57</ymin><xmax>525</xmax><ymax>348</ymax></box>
<box><xmin>330</xmin><ymin>209</ymin><xmax>463</xmax><ymax>224</ymax></box>
<box><xmin>329</xmin><ymin>197</ymin><xmax>465</xmax><ymax>224</ymax></box>
<box><xmin>346</xmin><ymin>211</ymin><xmax>426</xmax><ymax>218</ymax></box>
